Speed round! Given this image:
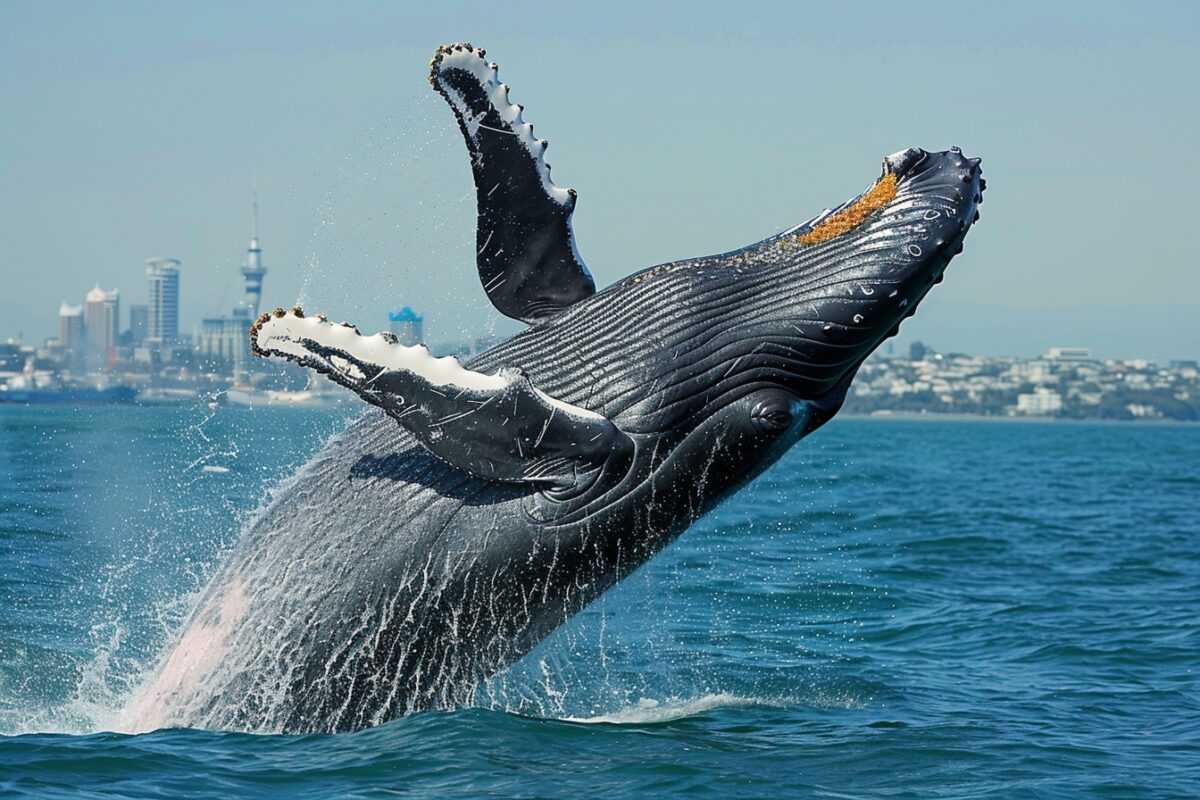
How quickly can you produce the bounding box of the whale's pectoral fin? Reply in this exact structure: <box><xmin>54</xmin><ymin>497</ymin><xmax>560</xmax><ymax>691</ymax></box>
<box><xmin>430</xmin><ymin>43</ymin><xmax>595</xmax><ymax>325</ymax></box>
<box><xmin>251</xmin><ymin>309</ymin><xmax>626</xmax><ymax>487</ymax></box>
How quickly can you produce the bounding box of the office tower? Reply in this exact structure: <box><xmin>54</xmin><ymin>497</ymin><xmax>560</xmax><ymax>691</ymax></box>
<box><xmin>58</xmin><ymin>302</ymin><xmax>84</xmax><ymax>353</ymax></box>
<box><xmin>84</xmin><ymin>284</ymin><xmax>120</xmax><ymax>357</ymax></box>
<box><xmin>145</xmin><ymin>257</ymin><xmax>181</xmax><ymax>345</ymax></box>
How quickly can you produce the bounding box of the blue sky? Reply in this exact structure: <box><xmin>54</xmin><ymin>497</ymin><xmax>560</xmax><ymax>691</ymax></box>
<box><xmin>1</xmin><ymin>1</ymin><xmax>1197</xmax><ymax>359</ymax></box>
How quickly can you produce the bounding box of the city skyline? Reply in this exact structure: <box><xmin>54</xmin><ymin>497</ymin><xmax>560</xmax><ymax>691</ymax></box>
<box><xmin>19</xmin><ymin>235</ymin><xmax>1199</xmax><ymax>363</ymax></box>
<box><xmin>38</xmin><ymin>209</ymin><xmax>441</xmax><ymax>355</ymax></box>
<box><xmin>2</xmin><ymin>3</ymin><xmax>1198</xmax><ymax>359</ymax></box>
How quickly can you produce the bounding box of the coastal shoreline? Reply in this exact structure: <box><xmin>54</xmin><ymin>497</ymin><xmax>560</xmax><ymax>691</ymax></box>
<box><xmin>841</xmin><ymin>411</ymin><xmax>1197</xmax><ymax>425</ymax></box>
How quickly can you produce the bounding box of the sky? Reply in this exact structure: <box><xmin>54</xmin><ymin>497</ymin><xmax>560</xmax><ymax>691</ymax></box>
<box><xmin>1</xmin><ymin>1</ymin><xmax>1197</xmax><ymax>360</ymax></box>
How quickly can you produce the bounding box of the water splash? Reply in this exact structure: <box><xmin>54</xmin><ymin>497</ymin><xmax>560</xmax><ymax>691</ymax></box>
<box><xmin>561</xmin><ymin>693</ymin><xmax>773</xmax><ymax>724</ymax></box>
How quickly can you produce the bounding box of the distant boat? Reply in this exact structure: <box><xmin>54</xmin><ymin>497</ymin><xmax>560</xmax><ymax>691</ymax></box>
<box><xmin>0</xmin><ymin>386</ymin><xmax>138</xmax><ymax>405</ymax></box>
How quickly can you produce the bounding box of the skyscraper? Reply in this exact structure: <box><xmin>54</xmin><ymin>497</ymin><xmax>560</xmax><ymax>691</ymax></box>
<box><xmin>58</xmin><ymin>302</ymin><xmax>84</xmax><ymax>354</ymax></box>
<box><xmin>146</xmin><ymin>257</ymin><xmax>181</xmax><ymax>345</ymax></box>
<box><xmin>84</xmin><ymin>284</ymin><xmax>120</xmax><ymax>360</ymax></box>
<box><xmin>240</xmin><ymin>197</ymin><xmax>267</xmax><ymax>318</ymax></box>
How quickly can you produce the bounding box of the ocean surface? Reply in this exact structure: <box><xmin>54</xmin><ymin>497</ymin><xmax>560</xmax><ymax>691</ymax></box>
<box><xmin>1</xmin><ymin>405</ymin><xmax>1196</xmax><ymax>798</ymax></box>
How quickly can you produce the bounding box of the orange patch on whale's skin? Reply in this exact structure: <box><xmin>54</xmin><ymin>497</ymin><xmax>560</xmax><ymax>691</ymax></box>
<box><xmin>794</xmin><ymin>173</ymin><xmax>898</xmax><ymax>246</ymax></box>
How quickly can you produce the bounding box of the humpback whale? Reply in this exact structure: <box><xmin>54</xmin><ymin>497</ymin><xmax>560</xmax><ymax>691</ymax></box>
<box><xmin>123</xmin><ymin>43</ymin><xmax>984</xmax><ymax>734</ymax></box>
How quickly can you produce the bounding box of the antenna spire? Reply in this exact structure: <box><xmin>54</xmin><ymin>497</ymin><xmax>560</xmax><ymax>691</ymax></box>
<box><xmin>252</xmin><ymin>172</ymin><xmax>260</xmax><ymax>240</ymax></box>
<box><xmin>240</xmin><ymin>179</ymin><xmax>267</xmax><ymax>317</ymax></box>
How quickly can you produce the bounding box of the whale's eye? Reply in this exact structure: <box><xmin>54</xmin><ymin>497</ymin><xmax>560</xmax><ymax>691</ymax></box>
<box><xmin>794</xmin><ymin>173</ymin><xmax>897</xmax><ymax>246</ymax></box>
<box><xmin>750</xmin><ymin>400</ymin><xmax>794</xmax><ymax>434</ymax></box>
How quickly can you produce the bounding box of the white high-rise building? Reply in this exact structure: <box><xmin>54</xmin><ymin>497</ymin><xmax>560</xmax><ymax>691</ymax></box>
<box><xmin>84</xmin><ymin>284</ymin><xmax>120</xmax><ymax>359</ymax></box>
<box><xmin>145</xmin><ymin>257</ymin><xmax>181</xmax><ymax>345</ymax></box>
<box><xmin>58</xmin><ymin>302</ymin><xmax>84</xmax><ymax>353</ymax></box>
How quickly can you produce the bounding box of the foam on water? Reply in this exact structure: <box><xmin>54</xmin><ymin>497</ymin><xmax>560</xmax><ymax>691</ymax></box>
<box><xmin>0</xmin><ymin>405</ymin><xmax>361</xmax><ymax>737</ymax></box>
<box><xmin>562</xmin><ymin>693</ymin><xmax>773</xmax><ymax>724</ymax></box>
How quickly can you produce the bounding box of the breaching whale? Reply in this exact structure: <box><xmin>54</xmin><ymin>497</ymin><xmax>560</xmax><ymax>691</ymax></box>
<box><xmin>122</xmin><ymin>43</ymin><xmax>984</xmax><ymax>734</ymax></box>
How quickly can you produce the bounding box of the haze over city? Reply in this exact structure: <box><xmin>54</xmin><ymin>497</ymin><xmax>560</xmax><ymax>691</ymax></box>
<box><xmin>2</xmin><ymin>1</ymin><xmax>1197</xmax><ymax>359</ymax></box>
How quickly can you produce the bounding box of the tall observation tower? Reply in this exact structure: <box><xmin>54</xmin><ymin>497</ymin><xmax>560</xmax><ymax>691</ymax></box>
<box><xmin>240</xmin><ymin>195</ymin><xmax>267</xmax><ymax>317</ymax></box>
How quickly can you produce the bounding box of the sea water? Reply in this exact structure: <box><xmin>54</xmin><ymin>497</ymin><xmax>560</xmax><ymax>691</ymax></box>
<box><xmin>1</xmin><ymin>406</ymin><xmax>1196</xmax><ymax>798</ymax></box>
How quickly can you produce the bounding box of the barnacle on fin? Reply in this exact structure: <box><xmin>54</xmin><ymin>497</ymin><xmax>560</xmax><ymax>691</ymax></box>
<box><xmin>249</xmin><ymin>311</ymin><xmax>273</xmax><ymax>356</ymax></box>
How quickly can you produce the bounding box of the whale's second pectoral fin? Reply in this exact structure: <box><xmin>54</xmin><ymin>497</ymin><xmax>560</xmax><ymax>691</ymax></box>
<box><xmin>430</xmin><ymin>43</ymin><xmax>595</xmax><ymax>325</ymax></box>
<box><xmin>251</xmin><ymin>309</ymin><xmax>625</xmax><ymax>487</ymax></box>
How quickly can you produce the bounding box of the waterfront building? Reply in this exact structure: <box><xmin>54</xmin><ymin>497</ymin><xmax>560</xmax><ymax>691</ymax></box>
<box><xmin>1168</xmin><ymin>360</ymin><xmax>1198</xmax><ymax>380</ymax></box>
<box><xmin>1015</xmin><ymin>388</ymin><xmax>1064</xmax><ymax>415</ymax></box>
<box><xmin>84</xmin><ymin>285</ymin><xmax>120</xmax><ymax>365</ymax></box>
<box><xmin>58</xmin><ymin>303</ymin><xmax>84</xmax><ymax>355</ymax></box>
<box><xmin>196</xmin><ymin>313</ymin><xmax>252</xmax><ymax>378</ymax></box>
<box><xmin>388</xmin><ymin>307</ymin><xmax>424</xmax><ymax>346</ymax></box>
<box><xmin>145</xmin><ymin>258</ymin><xmax>181</xmax><ymax>345</ymax></box>
<box><xmin>0</xmin><ymin>340</ymin><xmax>25</xmax><ymax>373</ymax></box>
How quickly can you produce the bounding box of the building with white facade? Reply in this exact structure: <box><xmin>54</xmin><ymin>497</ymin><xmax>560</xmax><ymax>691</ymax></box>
<box><xmin>58</xmin><ymin>302</ymin><xmax>84</xmax><ymax>355</ymax></box>
<box><xmin>1016</xmin><ymin>388</ymin><xmax>1064</xmax><ymax>415</ymax></box>
<box><xmin>84</xmin><ymin>284</ymin><xmax>120</xmax><ymax>364</ymax></box>
<box><xmin>145</xmin><ymin>258</ymin><xmax>181</xmax><ymax>346</ymax></box>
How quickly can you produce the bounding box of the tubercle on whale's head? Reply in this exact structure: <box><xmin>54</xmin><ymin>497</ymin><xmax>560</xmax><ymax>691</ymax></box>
<box><xmin>621</xmin><ymin>148</ymin><xmax>984</xmax><ymax>442</ymax></box>
<box><xmin>784</xmin><ymin>147</ymin><xmax>980</xmax><ymax>249</ymax></box>
<box><xmin>756</xmin><ymin>147</ymin><xmax>984</xmax><ymax>408</ymax></box>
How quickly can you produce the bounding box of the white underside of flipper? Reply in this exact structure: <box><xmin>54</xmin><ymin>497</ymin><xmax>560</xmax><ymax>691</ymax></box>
<box><xmin>250</xmin><ymin>309</ymin><xmax>602</xmax><ymax>421</ymax></box>
<box><xmin>431</xmin><ymin>44</ymin><xmax>574</xmax><ymax>207</ymax></box>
